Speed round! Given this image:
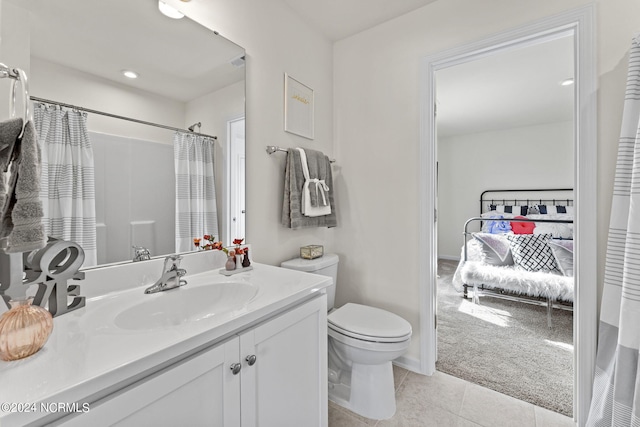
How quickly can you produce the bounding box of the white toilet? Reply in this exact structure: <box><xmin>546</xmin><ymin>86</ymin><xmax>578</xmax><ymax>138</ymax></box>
<box><xmin>281</xmin><ymin>254</ymin><xmax>412</xmax><ymax>420</ymax></box>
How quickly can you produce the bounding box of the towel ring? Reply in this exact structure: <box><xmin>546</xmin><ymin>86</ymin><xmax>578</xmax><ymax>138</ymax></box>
<box><xmin>10</xmin><ymin>67</ymin><xmax>30</xmax><ymax>139</ymax></box>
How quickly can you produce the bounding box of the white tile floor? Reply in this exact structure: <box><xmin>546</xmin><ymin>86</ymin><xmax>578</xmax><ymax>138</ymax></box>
<box><xmin>328</xmin><ymin>367</ymin><xmax>575</xmax><ymax>427</ymax></box>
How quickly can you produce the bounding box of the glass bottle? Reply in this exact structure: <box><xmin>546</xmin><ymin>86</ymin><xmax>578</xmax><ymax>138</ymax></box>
<box><xmin>0</xmin><ymin>297</ymin><xmax>54</xmax><ymax>361</ymax></box>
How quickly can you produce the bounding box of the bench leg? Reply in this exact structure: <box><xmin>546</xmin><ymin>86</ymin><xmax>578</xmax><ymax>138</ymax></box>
<box><xmin>472</xmin><ymin>284</ymin><xmax>480</xmax><ymax>305</ymax></box>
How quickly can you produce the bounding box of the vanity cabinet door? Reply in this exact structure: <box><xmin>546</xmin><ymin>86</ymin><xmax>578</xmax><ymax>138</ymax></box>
<box><xmin>239</xmin><ymin>296</ymin><xmax>327</xmax><ymax>427</ymax></box>
<box><xmin>56</xmin><ymin>337</ymin><xmax>241</xmax><ymax>427</ymax></box>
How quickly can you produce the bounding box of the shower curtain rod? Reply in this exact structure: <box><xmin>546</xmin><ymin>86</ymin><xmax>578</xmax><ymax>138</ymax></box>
<box><xmin>30</xmin><ymin>96</ymin><xmax>218</xmax><ymax>140</ymax></box>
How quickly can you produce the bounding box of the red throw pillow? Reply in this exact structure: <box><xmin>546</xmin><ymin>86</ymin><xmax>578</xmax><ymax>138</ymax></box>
<box><xmin>511</xmin><ymin>216</ymin><xmax>535</xmax><ymax>234</ymax></box>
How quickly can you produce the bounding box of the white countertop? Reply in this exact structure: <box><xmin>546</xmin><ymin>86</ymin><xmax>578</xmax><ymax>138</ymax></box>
<box><xmin>0</xmin><ymin>263</ymin><xmax>331</xmax><ymax>427</ymax></box>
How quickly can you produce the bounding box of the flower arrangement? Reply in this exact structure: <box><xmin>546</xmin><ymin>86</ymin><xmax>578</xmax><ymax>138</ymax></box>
<box><xmin>193</xmin><ymin>236</ymin><xmax>246</xmax><ymax>256</ymax></box>
<box><xmin>233</xmin><ymin>238</ymin><xmax>245</xmax><ymax>255</ymax></box>
<box><xmin>193</xmin><ymin>235</ymin><xmax>225</xmax><ymax>252</ymax></box>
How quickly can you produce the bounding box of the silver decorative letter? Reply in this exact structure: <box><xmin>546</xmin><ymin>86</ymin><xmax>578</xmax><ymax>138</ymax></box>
<box><xmin>28</xmin><ymin>239</ymin><xmax>86</xmax><ymax>317</ymax></box>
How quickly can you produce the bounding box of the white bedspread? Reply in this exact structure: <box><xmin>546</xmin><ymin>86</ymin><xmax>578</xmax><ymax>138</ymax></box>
<box><xmin>452</xmin><ymin>239</ymin><xmax>574</xmax><ymax>302</ymax></box>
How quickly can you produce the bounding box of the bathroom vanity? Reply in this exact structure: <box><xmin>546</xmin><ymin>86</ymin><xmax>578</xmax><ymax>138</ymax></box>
<box><xmin>0</xmin><ymin>260</ymin><xmax>330</xmax><ymax>427</ymax></box>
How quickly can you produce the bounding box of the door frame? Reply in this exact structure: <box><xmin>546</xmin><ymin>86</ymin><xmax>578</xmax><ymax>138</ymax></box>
<box><xmin>418</xmin><ymin>5</ymin><xmax>596</xmax><ymax>424</ymax></box>
<box><xmin>226</xmin><ymin>115</ymin><xmax>246</xmax><ymax>246</ymax></box>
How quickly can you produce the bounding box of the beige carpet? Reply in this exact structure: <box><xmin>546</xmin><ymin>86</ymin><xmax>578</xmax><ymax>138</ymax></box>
<box><xmin>436</xmin><ymin>259</ymin><xmax>573</xmax><ymax>417</ymax></box>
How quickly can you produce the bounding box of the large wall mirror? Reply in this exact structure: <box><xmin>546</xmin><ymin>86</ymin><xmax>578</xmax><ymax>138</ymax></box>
<box><xmin>2</xmin><ymin>0</ymin><xmax>246</xmax><ymax>268</ymax></box>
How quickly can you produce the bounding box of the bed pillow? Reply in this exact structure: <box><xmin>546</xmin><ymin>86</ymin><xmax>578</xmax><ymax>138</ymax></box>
<box><xmin>506</xmin><ymin>233</ymin><xmax>558</xmax><ymax>272</ymax></box>
<box><xmin>511</xmin><ymin>216</ymin><xmax>535</xmax><ymax>234</ymax></box>
<box><xmin>528</xmin><ymin>214</ymin><xmax>574</xmax><ymax>239</ymax></box>
<box><xmin>473</xmin><ymin>233</ymin><xmax>514</xmax><ymax>266</ymax></box>
<box><xmin>489</xmin><ymin>205</ymin><xmax>529</xmax><ymax>216</ymax></box>
<box><xmin>548</xmin><ymin>240</ymin><xmax>574</xmax><ymax>277</ymax></box>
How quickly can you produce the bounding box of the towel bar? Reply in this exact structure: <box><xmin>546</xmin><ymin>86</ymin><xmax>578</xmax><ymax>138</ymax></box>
<box><xmin>266</xmin><ymin>145</ymin><xmax>335</xmax><ymax>163</ymax></box>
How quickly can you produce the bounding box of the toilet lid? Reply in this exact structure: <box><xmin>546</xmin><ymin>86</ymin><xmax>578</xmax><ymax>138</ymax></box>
<box><xmin>328</xmin><ymin>303</ymin><xmax>412</xmax><ymax>342</ymax></box>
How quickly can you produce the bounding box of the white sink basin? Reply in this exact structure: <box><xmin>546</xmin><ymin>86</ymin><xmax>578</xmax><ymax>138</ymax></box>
<box><xmin>114</xmin><ymin>281</ymin><xmax>258</xmax><ymax>331</ymax></box>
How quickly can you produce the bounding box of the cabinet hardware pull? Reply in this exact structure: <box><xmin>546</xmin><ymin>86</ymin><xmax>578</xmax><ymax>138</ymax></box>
<box><xmin>230</xmin><ymin>363</ymin><xmax>242</xmax><ymax>375</ymax></box>
<box><xmin>245</xmin><ymin>354</ymin><xmax>257</xmax><ymax>366</ymax></box>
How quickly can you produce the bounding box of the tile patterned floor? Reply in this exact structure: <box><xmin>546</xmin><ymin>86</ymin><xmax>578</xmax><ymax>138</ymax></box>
<box><xmin>328</xmin><ymin>367</ymin><xmax>575</xmax><ymax>427</ymax></box>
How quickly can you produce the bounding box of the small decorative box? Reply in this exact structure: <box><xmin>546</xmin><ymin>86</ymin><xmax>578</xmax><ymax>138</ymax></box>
<box><xmin>300</xmin><ymin>245</ymin><xmax>323</xmax><ymax>260</ymax></box>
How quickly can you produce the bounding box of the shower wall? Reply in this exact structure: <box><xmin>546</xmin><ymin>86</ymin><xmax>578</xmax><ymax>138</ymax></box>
<box><xmin>92</xmin><ymin>132</ymin><xmax>175</xmax><ymax>265</ymax></box>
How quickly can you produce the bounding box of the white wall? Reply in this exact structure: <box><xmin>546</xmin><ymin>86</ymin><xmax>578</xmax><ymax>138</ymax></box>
<box><xmin>0</xmin><ymin>1</ymin><xmax>29</xmax><ymax>119</ymax></box>
<box><xmin>334</xmin><ymin>0</ymin><xmax>640</xmax><ymax>363</ymax></box>
<box><xmin>438</xmin><ymin>121</ymin><xmax>573</xmax><ymax>259</ymax></box>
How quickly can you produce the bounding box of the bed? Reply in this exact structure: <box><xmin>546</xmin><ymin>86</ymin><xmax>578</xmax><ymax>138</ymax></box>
<box><xmin>451</xmin><ymin>189</ymin><xmax>575</xmax><ymax>327</ymax></box>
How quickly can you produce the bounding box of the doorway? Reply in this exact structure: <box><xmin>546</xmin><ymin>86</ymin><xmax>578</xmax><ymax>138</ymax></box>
<box><xmin>227</xmin><ymin>116</ymin><xmax>246</xmax><ymax>245</ymax></box>
<box><xmin>435</xmin><ymin>33</ymin><xmax>575</xmax><ymax>415</ymax></box>
<box><xmin>418</xmin><ymin>6</ymin><xmax>597</xmax><ymax>424</ymax></box>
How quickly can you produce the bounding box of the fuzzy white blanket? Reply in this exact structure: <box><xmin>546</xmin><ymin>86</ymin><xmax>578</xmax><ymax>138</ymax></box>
<box><xmin>452</xmin><ymin>240</ymin><xmax>574</xmax><ymax>302</ymax></box>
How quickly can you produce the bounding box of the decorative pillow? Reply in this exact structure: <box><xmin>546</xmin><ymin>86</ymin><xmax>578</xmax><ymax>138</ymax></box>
<box><xmin>482</xmin><ymin>215</ymin><xmax>511</xmax><ymax>234</ymax></box>
<box><xmin>548</xmin><ymin>240</ymin><xmax>574</xmax><ymax>277</ymax></box>
<box><xmin>506</xmin><ymin>233</ymin><xmax>558</xmax><ymax>272</ymax></box>
<box><xmin>527</xmin><ymin>205</ymin><xmax>540</xmax><ymax>214</ymax></box>
<box><xmin>480</xmin><ymin>212</ymin><xmax>514</xmax><ymax>233</ymax></box>
<box><xmin>528</xmin><ymin>214</ymin><xmax>574</xmax><ymax>239</ymax></box>
<box><xmin>489</xmin><ymin>205</ymin><xmax>528</xmax><ymax>216</ymax></box>
<box><xmin>536</xmin><ymin>205</ymin><xmax>574</xmax><ymax>215</ymax></box>
<box><xmin>510</xmin><ymin>216</ymin><xmax>535</xmax><ymax>234</ymax></box>
<box><xmin>473</xmin><ymin>233</ymin><xmax>514</xmax><ymax>266</ymax></box>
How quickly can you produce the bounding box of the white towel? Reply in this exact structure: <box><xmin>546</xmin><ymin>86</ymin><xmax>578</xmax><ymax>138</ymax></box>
<box><xmin>297</xmin><ymin>148</ymin><xmax>331</xmax><ymax>217</ymax></box>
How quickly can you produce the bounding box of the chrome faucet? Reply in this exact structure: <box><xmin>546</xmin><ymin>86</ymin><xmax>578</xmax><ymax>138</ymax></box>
<box><xmin>144</xmin><ymin>255</ymin><xmax>187</xmax><ymax>294</ymax></box>
<box><xmin>132</xmin><ymin>246</ymin><xmax>151</xmax><ymax>262</ymax></box>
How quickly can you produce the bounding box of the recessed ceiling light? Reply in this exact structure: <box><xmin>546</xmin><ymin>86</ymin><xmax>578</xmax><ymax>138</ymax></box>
<box><xmin>560</xmin><ymin>78</ymin><xmax>574</xmax><ymax>86</ymax></box>
<box><xmin>122</xmin><ymin>70</ymin><xmax>139</xmax><ymax>79</ymax></box>
<box><xmin>158</xmin><ymin>1</ymin><xmax>184</xmax><ymax>19</ymax></box>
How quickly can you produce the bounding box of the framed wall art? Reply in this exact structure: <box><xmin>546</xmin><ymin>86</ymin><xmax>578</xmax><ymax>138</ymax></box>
<box><xmin>284</xmin><ymin>73</ymin><xmax>314</xmax><ymax>139</ymax></box>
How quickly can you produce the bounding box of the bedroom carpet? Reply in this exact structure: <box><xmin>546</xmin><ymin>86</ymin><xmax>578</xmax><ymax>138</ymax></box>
<box><xmin>435</xmin><ymin>259</ymin><xmax>573</xmax><ymax>417</ymax></box>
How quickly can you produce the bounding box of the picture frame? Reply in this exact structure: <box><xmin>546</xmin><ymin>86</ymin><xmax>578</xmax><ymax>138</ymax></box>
<box><xmin>284</xmin><ymin>73</ymin><xmax>314</xmax><ymax>139</ymax></box>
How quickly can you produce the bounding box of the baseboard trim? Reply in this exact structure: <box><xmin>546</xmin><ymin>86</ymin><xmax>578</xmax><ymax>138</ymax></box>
<box><xmin>393</xmin><ymin>355</ymin><xmax>423</xmax><ymax>374</ymax></box>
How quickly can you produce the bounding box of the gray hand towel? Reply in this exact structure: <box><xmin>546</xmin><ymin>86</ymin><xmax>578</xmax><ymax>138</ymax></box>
<box><xmin>0</xmin><ymin>118</ymin><xmax>24</xmax><ymax>217</ymax></box>
<box><xmin>282</xmin><ymin>148</ymin><xmax>337</xmax><ymax>230</ymax></box>
<box><xmin>3</xmin><ymin>121</ymin><xmax>46</xmax><ymax>253</ymax></box>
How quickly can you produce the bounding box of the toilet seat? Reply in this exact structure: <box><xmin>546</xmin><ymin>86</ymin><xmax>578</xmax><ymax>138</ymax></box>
<box><xmin>328</xmin><ymin>323</ymin><xmax>412</xmax><ymax>343</ymax></box>
<box><xmin>328</xmin><ymin>326</ymin><xmax>411</xmax><ymax>353</ymax></box>
<box><xmin>328</xmin><ymin>303</ymin><xmax>412</xmax><ymax>343</ymax></box>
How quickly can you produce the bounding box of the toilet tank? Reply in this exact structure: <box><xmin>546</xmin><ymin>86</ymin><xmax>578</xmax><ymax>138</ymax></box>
<box><xmin>281</xmin><ymin>254</ymin><xmax>339</xmax><ymax>310</ymax></box>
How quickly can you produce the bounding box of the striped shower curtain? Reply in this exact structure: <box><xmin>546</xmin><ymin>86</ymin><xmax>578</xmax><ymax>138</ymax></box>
<box><xmin>174</xmin><ymin>132</ymin><xmax>218</xmax><ymax>253</ymax></box>
<box><xmin>587</xmin><ymin>35</ymin><xmax>640</xmax><ymax>426</ymax></box>
<box><xmin>34</xmin><ymin>103</ymin><xmax>97</xmax><ymax>267</ymax></box>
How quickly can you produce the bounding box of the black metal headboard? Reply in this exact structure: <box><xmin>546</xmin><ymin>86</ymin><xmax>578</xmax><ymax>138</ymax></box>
<box><xmin>480</xmin><ymin>188</ymin><xmax>574</xmax><ymax>216</ymax></box>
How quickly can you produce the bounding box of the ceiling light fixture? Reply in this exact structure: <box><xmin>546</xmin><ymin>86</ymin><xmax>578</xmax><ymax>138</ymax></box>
<box><xmin>560</xmin><ymin>78</ymin><xmax>574</xmax><ymax>86</ymax></box>
<box><xmin>122</xmin><ymin>70</ymin><xmax>139</xmax><ymax>79</ymax></box>
<box><xmin>158</xmin><ymin>1</ymin><xmax>184</xmax><ymax>19</ymax></box>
